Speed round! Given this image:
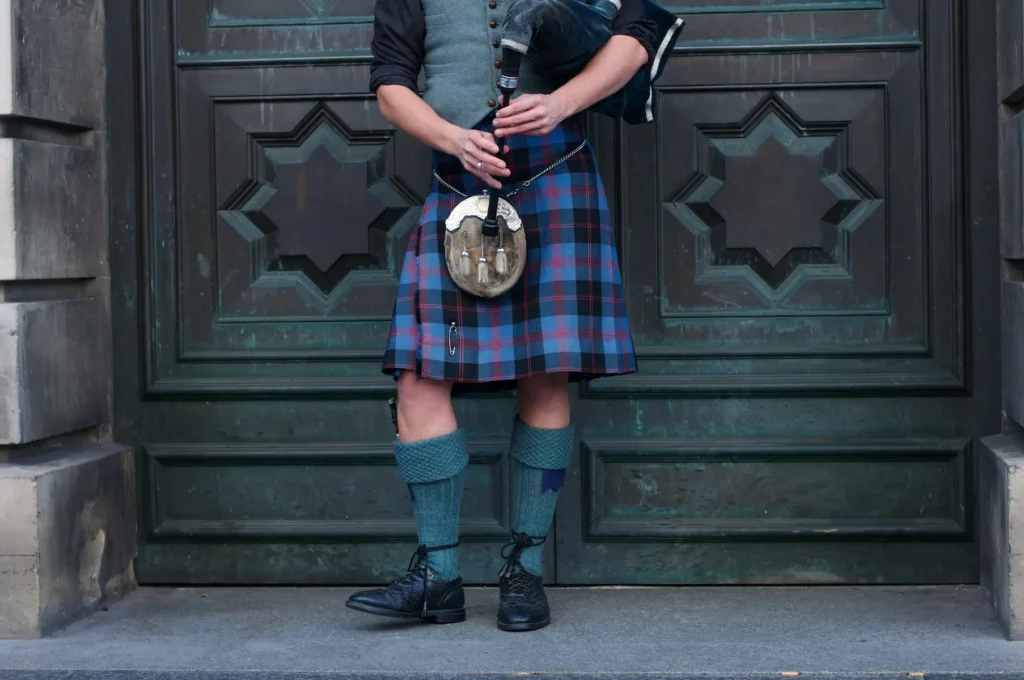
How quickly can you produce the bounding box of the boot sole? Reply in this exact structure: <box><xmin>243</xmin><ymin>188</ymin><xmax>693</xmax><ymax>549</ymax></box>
<box><xmin>345</xmin><ymin>600</ymin><xmax>467</xmax><ymax>624</ymax></box>
<box><xmin>497</xmin><ymin>616</ymin><xmax>551</xmax><ymax>632</ymax></box>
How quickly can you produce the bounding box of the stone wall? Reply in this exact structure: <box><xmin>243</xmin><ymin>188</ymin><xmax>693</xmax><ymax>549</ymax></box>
<box><xmin>0</xmin><ymin>0</ymin><xmax>135</xmax><ymax>639</ymax></box>
<box><xmin>983</xmin><ymin>0</ymin><xmax>1024</xmax><ymax>642</ymax></box>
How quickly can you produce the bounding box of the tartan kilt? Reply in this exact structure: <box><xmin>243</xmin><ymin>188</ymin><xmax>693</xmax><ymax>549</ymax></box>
<box><xmin>382</xmin><ymin>113</ymin><xmax>637</xmax><ymax>391</ymax></box>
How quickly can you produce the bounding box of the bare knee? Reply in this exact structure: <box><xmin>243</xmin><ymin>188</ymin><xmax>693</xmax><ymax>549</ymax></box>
<box><xmin>517</xmin><ymin>373</ymin><xmax>570</xmax><ymax>429</ymax></box>
<box><xmin>396</xmin><ymin>372</ymin><xmax>456</xmax><ymax>442</ymax></box>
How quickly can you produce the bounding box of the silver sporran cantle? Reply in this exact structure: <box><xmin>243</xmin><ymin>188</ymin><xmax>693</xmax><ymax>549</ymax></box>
<box><xmin>444</xmin><ymin>194</ymin><xmax>527</xmax><ymax>298</ymax></box>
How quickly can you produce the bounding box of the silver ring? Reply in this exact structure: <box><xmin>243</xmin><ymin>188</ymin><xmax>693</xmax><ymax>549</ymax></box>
<box><xmin>476</xmin><ymin>161</ymin><xmax>483</xmax><ymax>170</ymax></box>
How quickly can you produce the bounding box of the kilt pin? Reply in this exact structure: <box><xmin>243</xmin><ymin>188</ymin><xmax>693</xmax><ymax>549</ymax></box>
<box><xmin>381</xmin><ymin>113</ymin><xmax>638</xmax><ymax>389</ymax></box>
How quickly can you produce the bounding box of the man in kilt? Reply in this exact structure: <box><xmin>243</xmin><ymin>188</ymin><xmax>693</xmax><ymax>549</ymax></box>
<box><xmin>345</xmin><ymin>0</ymin><xmax>675</xmax><ymax>632</ymax></box>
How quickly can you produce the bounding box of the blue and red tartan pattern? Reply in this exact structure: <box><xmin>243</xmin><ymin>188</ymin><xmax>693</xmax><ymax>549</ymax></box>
<box><xmin>382</xmin><ymin>114</ymin><xmax>637</xmax><ymax>388</ymax></box>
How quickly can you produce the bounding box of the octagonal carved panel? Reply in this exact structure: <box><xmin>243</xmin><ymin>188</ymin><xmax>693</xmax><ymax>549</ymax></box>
<box><xmin>667</xmin><ymin>94</ymin><xmax>881</xmax><ymax>296</ymax></box>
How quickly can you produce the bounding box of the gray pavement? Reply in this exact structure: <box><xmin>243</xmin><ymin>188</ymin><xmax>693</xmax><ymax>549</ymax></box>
<box><xmin>1</xmin><ymin>585</ymin><xmax>1023</xmax><ymax>679</ymax></box>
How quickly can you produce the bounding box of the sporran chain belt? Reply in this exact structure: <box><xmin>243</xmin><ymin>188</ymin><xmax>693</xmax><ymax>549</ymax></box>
<box><xmin>433</xmin><ymin>138</ymin><xmax>587</xmax><ymax>199</ymax></box>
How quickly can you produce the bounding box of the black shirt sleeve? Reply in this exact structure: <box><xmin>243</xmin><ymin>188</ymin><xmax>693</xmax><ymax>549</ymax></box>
<box><xmin>611</xmin><ymin>0</ymin><xmax>657</xmax><ymax>65</ymax></box>
<box><xmin>369</xmin><ymin>0</ymin><xmax>425</xmax><ymax>93</ymax></box>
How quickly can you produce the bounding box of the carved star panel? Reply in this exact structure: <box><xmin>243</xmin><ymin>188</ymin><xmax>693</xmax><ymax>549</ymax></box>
<box><xmin>659</xmin><ymin>88</ymin><xmax>886</xmax><ymax>316</ymax></box>
<box><xmin>668</xmin><ymin>94</ymin><xmax>880</xmax><ymax>294</ymax></box>
<box><xmin>214</xmin><ymin>102</ymin><xmax>419</xmax><ymax>318</ymax></box>
<box><xmin>171</xmin><ymin>63</ymin><xmax>432</xmax><ymax>368</ymax></box>
<box><xmin>159</xmin><ymin>61</ymin><xmax>435</xmax><ymax>386</ymax></box>
<box><xmin>219</xmin><ymin>105</ymin><xmax>404</xmax><ymax>299</ymax></box>
<box><xmin>593</xmin><ymin>47</ymin><xmax>958</xmax><ymax>397</ymax></box>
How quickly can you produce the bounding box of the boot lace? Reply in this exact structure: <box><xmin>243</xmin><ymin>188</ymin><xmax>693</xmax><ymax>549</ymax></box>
<box><xmin>498</xmin><ymin>531</ymin><xmax>545</xmax><ymax>595</ymax></box>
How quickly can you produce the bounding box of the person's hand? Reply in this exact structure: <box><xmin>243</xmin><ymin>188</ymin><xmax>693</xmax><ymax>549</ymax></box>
<box><xmin>446</xmin><ymin>128</ymin><xmax>511</xmax><ymax>189</ymax></box>
<box><xmin>494</xmin><ymin>93</ymin><xmax>570</xmax><ymax>137</ymax></box>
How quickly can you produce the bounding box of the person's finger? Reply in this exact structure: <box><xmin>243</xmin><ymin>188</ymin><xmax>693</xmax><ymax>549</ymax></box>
<box><xmin>496</xmin><ymin>95</ymin><xmax>539</xmax><ymax>117</ymax></box>
<box><xmin>465</xmin><ymin>162</ymin><xmax>503</xmax><ymax>189</ymax></box>
<box><xmin>495</xmin><ymin>110</ymin><xmax>544</xmax><ymax>136</ymax></box>
<box><xmin>497</xmin><ymin>118</ymin><xmax>549</xmax><ymax>137</ymax></box>
<box><xmin>466</xmin><ymin>145</ymin><xmax>507</xmax><ymax>171</ymax></box>
<box><xmin>462</xmin><ymin>152</ymin><xmax>509</xmax><ymax>180</ymax></box>
<box><xmin>496</xmin><ymin>102</ymin><xmax>543</xmax><ymax>124</ymax></box>
<box><xmin>497</xmin><ymin>109</ymin><xmax>543</xmax><ymax>129</ymax></box>
<box><xmin>479</xmin><ymin>161</ymin><xmax>510</xmax><ymax>177</ymax></box>
<box><xmin>469</xmin><ymin>131</ymin><xmax>500</xmax><ymax>154</ymax></box>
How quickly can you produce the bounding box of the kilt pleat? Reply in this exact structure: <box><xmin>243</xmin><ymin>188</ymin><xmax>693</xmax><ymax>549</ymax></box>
<box><xmin>382</xmin><ymin>114</ymin><xmax>637</xmax><ymax>389</ymax></box>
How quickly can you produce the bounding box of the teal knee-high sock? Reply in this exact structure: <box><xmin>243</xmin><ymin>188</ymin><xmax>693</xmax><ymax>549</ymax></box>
<box><xmin>508</xmin><ymin>416</ymin><xmax>574</xmax><ymax>576</ymax></box>
<box><xmin>394</xmin><ymin>429</ymin><xmax>469</xmax><ymax>581</ymax></box>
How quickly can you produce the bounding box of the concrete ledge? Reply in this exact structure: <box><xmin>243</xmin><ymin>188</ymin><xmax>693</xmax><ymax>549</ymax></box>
<box><xmin>980</xmin><ymin>432</ymin><xmax>1024</xmax><ymax>640</ymax></box>
<box><xmin>0</xmin><ymin>444</ymin><xmax>137</xmax><ymax>639</ymax></box>
<box><xmin>0</xmin><ymin>299</ymin><xmax>108</xmax><ymax>445</ymax></box>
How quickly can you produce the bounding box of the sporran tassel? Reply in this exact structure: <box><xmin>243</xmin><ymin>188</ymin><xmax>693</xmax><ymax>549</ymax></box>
<box><xmin>478</xmin><ymin>256</ymin><xmax>488</xmax><ymax>285</ymax></box>
<box><xmin>495</xmin><ymin>223</ymin><xmax>507</xmax><ymax>275</ymax></box>
<box><xmin>460</xmin><ymin>232</ymin><xmax>471</xmax><ymax>277</ymax></box>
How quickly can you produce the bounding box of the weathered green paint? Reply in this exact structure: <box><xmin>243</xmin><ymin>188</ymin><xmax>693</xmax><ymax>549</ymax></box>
<box><xmin>105</xmin><ymin>0</ymin><xmax>1001</xmax><ymax>586</ymax></box>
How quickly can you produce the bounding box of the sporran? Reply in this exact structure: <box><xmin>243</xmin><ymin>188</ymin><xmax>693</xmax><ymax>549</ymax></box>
<box><xmin>444</xmin><ymin>193</ymin><xmax>527</xmax><ymax>298</ymax></box>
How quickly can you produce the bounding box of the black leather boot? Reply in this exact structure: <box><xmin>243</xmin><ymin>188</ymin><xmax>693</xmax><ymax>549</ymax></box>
<box><xmin>346</xmin><ymin>543</ymin><xmax>466</xmax><ymax>624</ymax></box>
<box><xmin>496</xmin><ymin>532</ymin><xmax>550</xmax><ymax>632</ymax></box>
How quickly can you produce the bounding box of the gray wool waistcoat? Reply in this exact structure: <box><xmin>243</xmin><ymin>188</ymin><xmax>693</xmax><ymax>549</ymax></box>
<box><xmin>421</xmin><ymin>0</ymin><xmax>555</xmax><ymax>129</ymax></box>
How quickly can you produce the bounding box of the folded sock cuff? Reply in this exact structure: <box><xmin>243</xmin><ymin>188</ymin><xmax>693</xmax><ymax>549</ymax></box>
<box><xmin>509</xmin><ymin>416</ymin><xmax>574</xmax><ymax>470</ymax></box>
<box><xmin>394</xmin><ymin>429</ymin><xmax>469</xmax><ymax>484</ymax></box>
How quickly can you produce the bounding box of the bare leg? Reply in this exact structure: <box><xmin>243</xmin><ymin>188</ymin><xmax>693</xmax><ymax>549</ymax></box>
<box><xmin>396</xmin><ymin>371</ymin><xmax>457</xmax><ymax>442</ymax></box>
<box><xmin>516</xmin><ymin>372</ymin><xmax>570</xmax><ymax>429</ymax></box>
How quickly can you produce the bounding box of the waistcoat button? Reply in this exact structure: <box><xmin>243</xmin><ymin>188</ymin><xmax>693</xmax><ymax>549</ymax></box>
<box><xmin>493</xmin><ymin>40</ymin><xmax>500</xmax><ymax>47</ymax></box>
<box><xmin>495</xmin><ymin>59</ymin><xmax>502</xmax><ymax>68</ymax></box>
<box><xmin>490</xmin><ymin>19</ymin><xmax>498</xmax><ymax>27</ymax></box>
<box><xmin>489</xmin><ymin>1</ymin><xmax>497</xmax><ymax>7</ymax></box>
<box><xmin>488</xmin><ymin>99</ymin><xmax>497</xmax><ymax>107</ymax></box>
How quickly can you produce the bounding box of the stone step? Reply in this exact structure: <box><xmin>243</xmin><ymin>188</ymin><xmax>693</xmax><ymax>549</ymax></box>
<box><xmin>1</xmin><ymin>585</ymin><xmax>1023</xmax><ymax>679</ymax></box>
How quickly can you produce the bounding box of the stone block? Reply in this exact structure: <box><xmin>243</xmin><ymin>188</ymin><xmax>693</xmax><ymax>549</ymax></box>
<box><xmin>998</xmin><ymin>0</ymin><xmax>1024</xmax><ymax>106</ymax></box>
<box><xmin>1002</xmin><ymin>283</ymin><xmax>1024</xmax><ymax>428</ymax></box>
<box><xmin>0</xmin><ymin>0</ymin><xmax>105</xmax><ymax>127</ymax></box>
<box><xmin>0</xmin><ymin>135</ymin><xmax>107</xmax><ymax>281</ymax></box>
<box><xmin>979</xmin><ymin>433</ymin><xmax>1024</xmax><ymax>640</ymax></box>
<box><xmin>0</xmin><ymin>298</ymin><xmax>108</xmax><ymax>445</ymax></box>
<box><xmin>0</xmin><ymin>444</ymin><xmax>136</xmax><ymax>639</ymax></box>
<box><xmin>1000</xmin><ymin>111</ymin><xmax>1024</xmax><ymax>260</ymax></box>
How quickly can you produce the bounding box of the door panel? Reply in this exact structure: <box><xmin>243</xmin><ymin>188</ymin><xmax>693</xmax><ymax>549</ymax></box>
<box><xmin>176</xmin><ymin>1</ymin><xmax>376</xmax><ymax>57</ymax></box>
<box><xmin>555</xmin><ymin>0</ymin><xmax>985</xmax><ymax>584</ymax></box>
<box><xmin>588</xmin><ymin>3</ymin><xmax>959</xmax><ymax>398</ymax></box>
<box><xmin>126</xmin><ymin>1</ymin><xmax>528</xmax><ymax>585</ymax></box>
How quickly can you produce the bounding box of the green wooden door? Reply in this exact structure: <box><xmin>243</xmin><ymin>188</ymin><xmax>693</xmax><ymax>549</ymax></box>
<box><xmin>554</xmin><ymin>0</ymin><xmax>999</xmax><ymax>584</ymax></box>
<box><xmin>112</xmin><ymin>0</ymin><xmax>524</xmax><ymax>585</ymax></box>
<box><xmin>109</xmin><ymin>0</ymin><xmax>998</xmax><ymax>585</ymax></box>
